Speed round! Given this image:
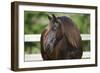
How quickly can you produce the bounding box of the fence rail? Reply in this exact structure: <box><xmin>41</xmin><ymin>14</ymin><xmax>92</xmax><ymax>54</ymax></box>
<box><xmin>25</xmin><ymin>51</ymin><xmax>90</xmax><ymax>61</ymax></box>
<box><xmin>25</xmin><ymin>34</ymin><xmax>90</xmax><ymax>42</ymax></box>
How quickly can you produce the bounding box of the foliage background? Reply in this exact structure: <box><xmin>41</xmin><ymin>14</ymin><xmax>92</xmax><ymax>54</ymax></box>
<box><xmin>24</xmin><ymin>11</ymin><xmax>90</xmax><ymax>54</ymax></box>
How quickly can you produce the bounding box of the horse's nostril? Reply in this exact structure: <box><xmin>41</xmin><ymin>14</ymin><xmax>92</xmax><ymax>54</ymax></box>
<box><xmin>46</xmin><ymin>45</ymin><xmax>51</xmax><ymax>53</ymax></box>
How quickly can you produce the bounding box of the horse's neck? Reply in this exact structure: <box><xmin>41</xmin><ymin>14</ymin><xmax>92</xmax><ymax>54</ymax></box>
<box><xmin>54</xmin><ymin>36</ymin><xmax>68</xmax><ymax>52</ymax></box>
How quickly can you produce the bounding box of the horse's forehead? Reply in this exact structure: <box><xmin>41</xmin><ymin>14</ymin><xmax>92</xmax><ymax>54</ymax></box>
<box><xmin>49</xmin><ymin>31</ymin><xmax>55</xmax><ymax>36</ymax></box>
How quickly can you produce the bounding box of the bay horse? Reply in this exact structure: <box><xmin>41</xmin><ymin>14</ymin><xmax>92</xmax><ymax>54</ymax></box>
<box><xmin>41</xmin><ymin>14</ymin><xmax>83</xmax><ymax>60</ymax></box>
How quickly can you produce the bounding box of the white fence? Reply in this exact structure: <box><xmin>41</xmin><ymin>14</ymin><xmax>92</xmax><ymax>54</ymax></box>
<box><xmin>25</xmin><ymin>52</ymin><xmax>90</xmax><ymax>61</ymax></box>
<box><xmin>25</xmin><ymin>34</ymin><xmax>90</xmax><ymax>42</ymax></box>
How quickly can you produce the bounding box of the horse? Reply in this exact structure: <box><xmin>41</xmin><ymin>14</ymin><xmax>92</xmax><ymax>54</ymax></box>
<box><xmin>40</xmin><ymin>14</ymin><xmax>83</xmax><ymax>60</ymax></box>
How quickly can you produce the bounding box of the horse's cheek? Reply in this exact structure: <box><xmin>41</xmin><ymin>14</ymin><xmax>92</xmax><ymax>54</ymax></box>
<box><xmin>50</xmin><ymin>47</ymin><xmax>59</xmax><ymax>59</ymax></box>
<box><xmin>43</xmin><ymin>35</ymin><xmax>48</xmax><ymax>49</ymax></box>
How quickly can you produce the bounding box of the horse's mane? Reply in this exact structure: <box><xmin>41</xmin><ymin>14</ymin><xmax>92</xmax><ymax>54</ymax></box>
<box><xmin>58</xmin><ymin>16</ymin><xmax>82</xmax><ymax>49</ymax></box>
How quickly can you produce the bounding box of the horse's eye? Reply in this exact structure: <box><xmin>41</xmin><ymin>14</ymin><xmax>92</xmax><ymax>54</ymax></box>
<box><xmin>52</xmin><ymin>26</ymin><xmax>57</xmax><ymax>31</ymax></box>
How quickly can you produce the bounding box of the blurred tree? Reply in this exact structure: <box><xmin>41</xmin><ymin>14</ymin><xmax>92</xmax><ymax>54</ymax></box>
<box><xmin>25</xmin><ymin>42</ymin><xmax>40</xmax><ymax>54</ymax></box>
<box><xmin>70</xmin><ymin>14</ymin><xmax>90</xmax><ymax>34</ymax></box>
<box><xmin>24</xmin><ymin>11</ymin><xmax>48</xmax><ymax>34</ymax></box>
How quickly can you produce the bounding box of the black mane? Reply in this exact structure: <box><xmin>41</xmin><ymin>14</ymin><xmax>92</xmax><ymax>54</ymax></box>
<box><xmin>58</xmin><ymin>16</ymin><xmax>74</xmax><ymax>26</ymax></box>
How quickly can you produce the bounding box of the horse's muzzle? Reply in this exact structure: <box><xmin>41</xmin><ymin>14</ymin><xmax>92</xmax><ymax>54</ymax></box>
<box><xmin>45</xmin><ymin>44</ymin><xmax>52</xmax><ymax>54</ymax></box>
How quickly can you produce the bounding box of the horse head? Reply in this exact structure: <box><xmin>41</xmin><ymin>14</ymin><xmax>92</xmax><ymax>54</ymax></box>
<box><xmin>44</xmin><ymin>14</ymin><xmax>62</xmax><ymax>54</ymax></box>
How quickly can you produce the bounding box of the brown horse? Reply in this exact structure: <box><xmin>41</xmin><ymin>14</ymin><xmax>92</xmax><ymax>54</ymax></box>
<box><xmin>41</xmin><ymin>14</ymin><xmax>83</xmax><ymax>60</ymax></box>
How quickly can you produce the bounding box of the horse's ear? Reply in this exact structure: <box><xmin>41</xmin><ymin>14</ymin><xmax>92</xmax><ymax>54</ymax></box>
<box><xmin>48</xmin><ymin>15</ymin><xmax>52</xmax><ymax>20</ymax></box>
<box><xmin>52</xmin><ymin>14</ymin><xmax>57</xmax><ymax>21</ymax></box>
